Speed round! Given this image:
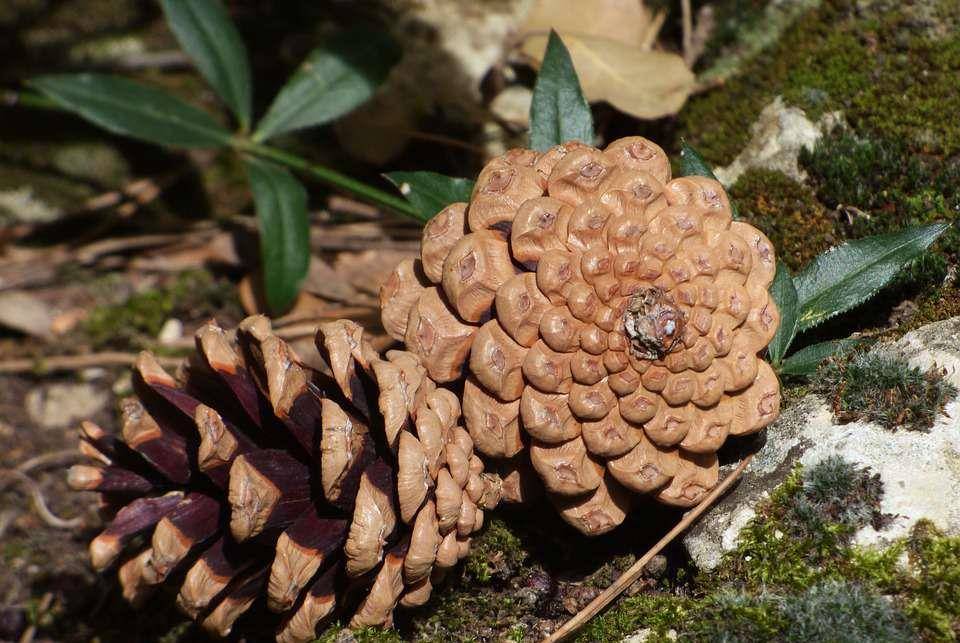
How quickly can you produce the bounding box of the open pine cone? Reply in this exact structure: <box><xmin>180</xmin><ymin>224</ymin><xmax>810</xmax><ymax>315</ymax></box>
<box><xmin>381</xmin><ymin>137</ymin><xmax>782</xmax><ymax>536</ymax></box>
<box><xmin>68</xmin><ymin>316</ymin><xmax>500</xmax><ymax>641</ymax></box>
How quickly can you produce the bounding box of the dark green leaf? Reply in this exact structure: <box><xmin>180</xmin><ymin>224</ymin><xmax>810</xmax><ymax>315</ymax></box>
<box><xmin>794</xmin><ymin>223</ymin><xmax>949</xmax><ymax>331</ymax></box>
<box><xmin>246</xmin><ymin>158</ymin><xmax>310</xmax><ymax>313</ymax></box>
<box><xmin>161</xmin><ymin>0</ymin><xmax>252</xmax><ymax>129</ymax></box>
<box><xmin>29</xmin><ymin>74</ymin><xmax>231</xmax><ymax>148</ymax></box>
<box><xmin>529</xmin><ymin>30</ymin><xmax>594</xmax><ymax>152</ymax></box>
<box><xmin>679</xmin><ymin>140</ymin><xmax>715</xmax><ymax>178</ymax></box>
<box><xmin>254</xmin><ymin>28</ymin><xmax>400</xmax><ymax>141</ymax></box>
<box><xmin>768</xmin><ymin>260</ymin><xmax>798</xmax><ymax>366</ymax></box>
<box><xmin>779</xmin><ymin>339</ymin><xmax>861</xmax><ymax>377</ymax></box>
<box><xmin>679</xmin><ymin>140</ymin><xmax>740</xmax><ymax>219</ymax></box>
<box><xmin>384</xmin><ymin>171</ymin><xmax>474</xmax><ymax>222</ymax></box>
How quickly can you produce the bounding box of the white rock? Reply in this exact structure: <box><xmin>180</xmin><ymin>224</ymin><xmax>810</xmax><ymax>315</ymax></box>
<box><xmin>684</xmin><ymin>316</ymin><xmax>960</xmax><ymax>569</ymax></box>
<box><xmin>157</xmin><ymin>317</ymin><xmax>183</xmax><ymax>345</ymax></box>
<box><xmin>713</xmin><ymin>96</ymin><xmax>842</xmax><ymax>186</ymax></box>
<box><xmin>622</xmin><ymin>628</ymin><xmax>676</xmax><ymax>643</ymax></box>
<box><xmin>25</xmin><ymin>383</ymin><xmax>109</xmax><ymax>429</ymax></box>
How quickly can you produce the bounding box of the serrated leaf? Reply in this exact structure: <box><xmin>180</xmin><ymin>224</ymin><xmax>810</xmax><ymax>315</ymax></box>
<box><xmin>254</xmin><ymin>28</ymin><xmax>400</xmax><ymax>142</ymax></box>
<box><xmin>384</xmin><ymin>171</ymin><xmax>475</xmax><ymax>222</ymax></box>
<box><xmin>29</xmin><ymin>73</ymin><xmax>232</xmax><ymax>148</ymax></box>
<box><xmin>679</xmin><ymin>140</ymin><xmax>740</xmax><ymax>219</ymax></box>
<box><xmin>246</xmin><ymin>158</ymin><xmax>310</xmax><ymax>313</ymax></box>
<box><xmin>795</xmin><ymin>223</ymin><xmax>949</xmax><ymax>331</ymax></box>
<box><xmin>767</xmin><ymin>260</ymin><xmax>798</xmax><ymax>366</ymax></box>
<box><xmin>161</xmin><ymin>0</ymin><xmax>252</xmax><ymax>129</ymax></box>
<box><xmin>528</xmin><ymin>30</ymin><xmax>594</xmax><ymax>152</ymax></box>
<box><xmin>778</xmin><ymin>339</ymin><xmax>861</xmax><ymax>377</ymax></box>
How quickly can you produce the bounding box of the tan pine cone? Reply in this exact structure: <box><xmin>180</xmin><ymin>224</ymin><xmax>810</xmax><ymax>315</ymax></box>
<box><xmin>68</xmin><ymin>316</ymin><xmax>499</xmax><ymax>641</ymax></box>
<box><xmin>381</xmin><ymin>137</ymin><xmax>782</xmax><ymax>536</ymax></box>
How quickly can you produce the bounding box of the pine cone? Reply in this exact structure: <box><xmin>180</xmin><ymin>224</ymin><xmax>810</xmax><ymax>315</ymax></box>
<box><xmin>380</xmin><ymin>137</ymin><xmax>782</xmax><ymax>535</ymax></box>
<box><xmin>68</xmin><ymin>316</ymin><xmax>500</xmax><ymax>640</ymax></box>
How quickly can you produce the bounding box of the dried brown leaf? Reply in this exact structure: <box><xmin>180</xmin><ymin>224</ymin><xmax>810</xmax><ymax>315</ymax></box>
<box><xmin>521</xmin><ymin>33</ymin><xmax>694</xmax><ymax>120</ymax></box>
<box><xmin>520</xmin><ymin>0</ymin><xmax>658</xmax><ymax>50</ymax></box>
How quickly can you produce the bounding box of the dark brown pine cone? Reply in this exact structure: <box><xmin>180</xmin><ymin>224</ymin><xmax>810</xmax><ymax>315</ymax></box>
<box><xmin>380</xmin><ymin>136</ymin><xmax>782</xmax><ymax>535</ymax></box>
<box><xmin>68</xmin><ymin>316</ymin><xmax>500</xmax><ymax>641</ymax></box>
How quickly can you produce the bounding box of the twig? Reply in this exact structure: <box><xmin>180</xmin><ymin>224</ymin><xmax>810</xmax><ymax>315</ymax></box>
<box><xmin>543</xmin><ymin>454</ymin><xmax>754</xmax><ymax>642</ymax></box>
<box><xmin>18</xmin><ymin>591</ymin><xmax>53</xmax><ymax>643</ymax></box>
<box><xmin>0</xmin><ymin>352</ymin><xmax>182</xmax><ymax>374</ymax></box>
<box><xmin>0</xmin><ymin>469</ymin><xmax>84</xmax><ymax>530</ymax></box>
<box><xmin>681</xmin><ymin>0</ymin><xmax>694</xmax><ymax>66</ymax></box>
<box><xmin>640</xmin><ymin>10</ymin><xmax>668</xmax><ymax>51</ymax></box>
<box><xmin>16</xmin><ymin>449</ymin><xmax>85</xmax><ymax>474</ymax></box>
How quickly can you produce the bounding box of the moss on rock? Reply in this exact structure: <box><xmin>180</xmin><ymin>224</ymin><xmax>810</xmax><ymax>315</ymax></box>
<box><xmin>681</xmin><ymin>0</ymin><xmax>960</xmax><ymax>164</ymax></box>
<box><xmin>728</xmin><ymin>168</ymin><xmax>838</xmax><ymax>270</ymax></box>
<box><xmin>815</xmin><ymin>351</ymin><xmax>958</xmax><ymax>431</ymax></box>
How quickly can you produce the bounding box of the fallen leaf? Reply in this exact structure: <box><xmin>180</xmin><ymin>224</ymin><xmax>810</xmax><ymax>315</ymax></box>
<box><xmin>521</xmin><ymin>0</ymin><xmax>657</xmax><ymax>50</ymax></box>
<box><xmin>334</xmin><ymin>249</ymin><xmax>415</xmax><ymax>297</ymax></box>
<box><xmin>302</xmin><ymin>257</ymin><xmax>362</xmax><ymax>303</ymax></box>
<box><xmin>521</xmin><ymin>33</ymin><xmax>694</xmax><ymax>119</ymax></box>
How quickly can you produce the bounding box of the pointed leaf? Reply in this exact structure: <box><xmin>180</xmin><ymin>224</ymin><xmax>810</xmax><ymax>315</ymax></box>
<box><xmin>795</xmin><ymin>223</ymin><xmax>950</xmax><ymax>331</ymax></box>
<box><xmin>29</xmin><ymin>74</ymin><xmax>231</xmax><ymax>148</ymax></box>
<box><xmin>521</xmin><ymin>33</ymin><xmax>693</xmax><ymax>121</ymax></box>
<box><xmin>246</xmin><ymin>159</ymin><xmax>310</xmax><ymax>313</ymax></box>
<box><xmin>680</xmin><ymin>140</ymin><xmax>740</xmax><ymax>219</ymax></box>
<box><xmin>254</xmin><ymin>28</ymin><xmax>400</xmax><ymax>141</ymax></box>
<box><xmin>161</xmin><ymin>0</ymin><xmax>252</xmax><ymax>129</ymax></box>
<box><xmin>383</xmin><ymin>171</ymin><xmax>474</xmax><ymax>222</ymax></box>
<box><xmin>767</xmin><ymin>260</ymin><xmax>798</xmax><ymax>366</ymax></box>
<box><xmin>778</xmin><ymin>339</ymin><xmax>861</xmax><ymax>377</ymax></box>
<box><xmin>529</xmin><ymin>30</ymin><xmax>594</xmax><ymax>151</ymax></box>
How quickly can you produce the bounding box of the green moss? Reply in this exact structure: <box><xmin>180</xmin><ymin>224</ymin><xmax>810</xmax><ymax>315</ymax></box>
<box><xmin>711</xmin><ymin>458</ymin><xmax>894</xmax><ymax>593</ymax></box>
<box><xmin>902</xmin><ymin>283</ymin><xmax>960</xmax><ymax>332</ymax></box>
<box><xmin>779</xmin><ymin>580</ymin><xmax>914</xmax><ymax>642</ymax></box>
<box><xmin>789</xmin><ymin>455</ymin><xmax>886</xmax><ymax>533</ymax></box>
<box><xmin>574</xmin><ymin>594</ymin><xmax>691</xmax><ymax>642</ymax></box>
<box><xmin>464</xmin><ymin>518</ymin><xmax>527</xmax><ymax>584</ymax></box>
<box><xmin>801</xmin><ymin>131</ymin><xmax>960</xmax><ymax>285</ymax></box>
<box><xmin>815</xmin><ymin>350</ymin><xmax>958</xmax><ymax>431</ymax></box>
<box><xmin>903</xmin><ymin>521</ymin><xmax>960</xmax><ymax>641</ymax></box>
<box><xmin>412</xmin><ymin>587</ymin><xmax>527</xmax><ymax>642</ymax></box>
<box><xmin>728</xmin><ymin>168</ymin><xmax>838</xmax><ymax>270</ymax></box>
<box><xmin>315</xmin><ymin>625</ymin><xmax>407</xmax><ymax>643</ymax></box>
<box><xmin>80</xmin><ymin>270</ymin><xmax>242</xmax><ymax>350</ymax></box>
<box><xmin>680</xmin><ymin>0</ymin><xmax>960</xmax><ymax>164</ymax></box>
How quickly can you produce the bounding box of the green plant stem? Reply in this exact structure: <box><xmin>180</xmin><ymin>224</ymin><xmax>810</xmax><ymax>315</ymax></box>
<box><xmin>4</xmin><ymin>89</ymin><xmax>57</xmax><ymax>110</ymax></box>
<box><xmin>9</xmin><ymin>88</ymin><xmax>419</xmax><ymax>218</ymax></box>
<box><xmin>235</xmin><ymin>138</ymin><xmax>419</xmax><ymax>217</ymax></box>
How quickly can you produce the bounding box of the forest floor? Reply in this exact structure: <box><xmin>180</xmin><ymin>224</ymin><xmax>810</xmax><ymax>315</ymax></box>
<box><xmin>2</xmin><ymin>0</ymin><xmax>960</xmax><ymax>641</ymax></box>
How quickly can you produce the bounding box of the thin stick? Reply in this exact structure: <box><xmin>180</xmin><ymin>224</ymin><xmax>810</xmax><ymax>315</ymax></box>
<box><xmin>0</xmin><ymin>352</ymin><xmax>182</xmax><ymax>374</ymax></box>
<box><xmin>16</xmin><ymin>449</ymin><xmax>85</xmax><ymax>474</ymax></box>
<box><xmin>0</xmin><ymin>469</ymin><xmax>84</xmax><ymax>529</ymax></box>
<box><xmin>18</xmin><ymin>591</ymin><xmax>53</xmax><ymax>643</ymax></box>
<box><xmin>543</xmin><ymin>454</ymin><xmax>754</xmax><ymax>643</ymax></box>
<box><xmin>681</xmin><ymin>0</ymin><xmax>694</xmax><ymax>66</ymax></box>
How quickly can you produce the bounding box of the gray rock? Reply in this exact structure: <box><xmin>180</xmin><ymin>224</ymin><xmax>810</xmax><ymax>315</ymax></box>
<box><xmin>0</xmin><ymin>291</ymin><xmax>55</xmax><ymax>338</ymax></box>
<box><xmin>684</xmin><ymin>316</ymin><xmax>960</xmax><ymax>570</ymax></box>
<box><xmin>713</xmin><ymin>96</ymin><xmax>842</xmax><ymax>187</ymax></box>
